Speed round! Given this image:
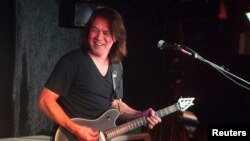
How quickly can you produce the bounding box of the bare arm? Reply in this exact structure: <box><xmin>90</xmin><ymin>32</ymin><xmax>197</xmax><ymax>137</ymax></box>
<box><xmin>37</xmin><ymin>87</ymin><xmax>98</xmax><ymax>140</ymax></box>
<box><xmin>111</xmin><ymin>99</ymin><xmax>141</xmax><ymax>120</ymax></box>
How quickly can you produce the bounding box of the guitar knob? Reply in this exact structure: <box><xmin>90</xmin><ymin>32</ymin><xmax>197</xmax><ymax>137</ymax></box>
<box><xmin>107</xmin><ymin>116</ymin><xmax>111</xmax><ymax>120</ymax></box>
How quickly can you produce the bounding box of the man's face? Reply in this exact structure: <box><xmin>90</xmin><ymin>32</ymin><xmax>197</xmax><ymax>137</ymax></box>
<box><xmin>88</xmin><ymin>16</ymin><xmax>116</xmax><ymax>58</ymax></box>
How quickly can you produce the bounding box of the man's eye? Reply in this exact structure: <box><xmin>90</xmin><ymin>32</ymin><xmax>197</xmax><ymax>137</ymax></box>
<box><xmin>91</xmin><ymin>28</ymin><xmax>98</xmax><ymax>32</ymax></box>
<box><xmin>104</xmin><ymin>32</ymin><xmax>111</xmax><ymax>36</ymax></box>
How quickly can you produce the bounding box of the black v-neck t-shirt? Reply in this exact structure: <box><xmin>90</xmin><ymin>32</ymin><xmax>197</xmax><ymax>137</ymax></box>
<box><xmin>45</xmin><ymin>48</ymin><xmax>122</xmax><ymax>119</ymax></box>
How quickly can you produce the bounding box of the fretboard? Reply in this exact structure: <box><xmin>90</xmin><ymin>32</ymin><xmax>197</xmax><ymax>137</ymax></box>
<box><xmin>104</xmin><ymin>104</ymin><xmax>178</xmax><ymax>139</ymax></box>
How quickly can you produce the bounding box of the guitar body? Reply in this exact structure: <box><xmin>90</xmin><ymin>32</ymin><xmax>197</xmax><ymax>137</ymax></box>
<box><xmin>54</xmin><ymin>109</ymin><xmax>120</xmax><ymax>141</ymax></box>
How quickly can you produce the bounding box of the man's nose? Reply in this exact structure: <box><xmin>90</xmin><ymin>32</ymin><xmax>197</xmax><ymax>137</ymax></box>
<box><xmin>96</xmin><ymin>31</ymin><xmax>103</xmax><ymax>39</ymax></box>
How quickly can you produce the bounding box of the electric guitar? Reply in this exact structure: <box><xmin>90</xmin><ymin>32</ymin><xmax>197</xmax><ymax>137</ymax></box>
<box><xmin>54</xmin><ymin>97</ymin><xmax>195</xmax><ymax>141</ymax></box>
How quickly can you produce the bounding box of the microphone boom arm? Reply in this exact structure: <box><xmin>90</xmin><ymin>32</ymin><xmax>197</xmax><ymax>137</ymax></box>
<box><xmin>183</xmin><ymin>47</ymin><xmax>250</xmax><ymax>91</ymax></box>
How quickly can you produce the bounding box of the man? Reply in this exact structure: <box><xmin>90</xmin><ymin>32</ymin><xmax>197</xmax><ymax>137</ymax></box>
<box><xmin>37</xmin><ymin>7</ymin><xmax>161</xmax><ymax>141</ymax></box>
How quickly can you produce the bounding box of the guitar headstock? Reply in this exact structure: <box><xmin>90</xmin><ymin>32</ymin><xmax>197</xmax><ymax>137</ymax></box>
<box><xmin>176</xmin><ymin>97</ymin><xmax>195</xmax><ymax>111</ymax></box>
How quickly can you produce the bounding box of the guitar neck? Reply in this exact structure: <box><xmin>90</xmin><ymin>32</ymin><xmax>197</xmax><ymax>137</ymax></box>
<box><xmin>104</xmin><ymin>104</ymin><xmax>178</xmax><ymax>139</ymax></box>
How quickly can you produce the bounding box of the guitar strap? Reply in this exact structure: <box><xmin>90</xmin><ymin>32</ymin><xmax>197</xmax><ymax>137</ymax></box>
<box><xmin>111</xmin><ymin>62</ymin><xmax>123</xmax><ymax>113</ymax></box>
<box><xmin>111</xmin><ymin>62</ymin><xmax>123</xmax><ymax>100</ymax></box>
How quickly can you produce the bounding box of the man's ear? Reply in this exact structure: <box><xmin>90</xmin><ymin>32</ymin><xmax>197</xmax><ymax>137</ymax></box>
<box><xmin>112</xmin><ymin>34</ymin><xmax>117</xmax><ymax>42</ymax></box>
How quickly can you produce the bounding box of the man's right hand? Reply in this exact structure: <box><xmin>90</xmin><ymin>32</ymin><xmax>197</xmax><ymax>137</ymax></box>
<box><xmin>73</xmin><ymin>125</ymin><xmax>99</xmax><ymax>141</ymax></box>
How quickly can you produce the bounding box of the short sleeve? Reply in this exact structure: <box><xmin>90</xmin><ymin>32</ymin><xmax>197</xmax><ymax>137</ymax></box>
<box><xmin>45</xmin><ymin>56</ymin><xmax>76</xmax><ymax>96</ymax></box>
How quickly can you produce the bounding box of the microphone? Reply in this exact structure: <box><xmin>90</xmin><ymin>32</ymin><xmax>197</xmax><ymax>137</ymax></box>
<box><xmin>157</xmin><ymin>40</ymin><xmax>193</xmax><ymax>56</ymax></box>
<box><xmin>157</xmin><ymin>40</ymin><xmax>185</xmax><ymax>50</ymax></box>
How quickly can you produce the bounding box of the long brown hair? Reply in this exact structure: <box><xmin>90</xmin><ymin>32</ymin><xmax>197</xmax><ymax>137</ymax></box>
<box><xmin>81</xmin><ymin>7</ymin><xmax>127</xmax><ymax>63</ymax></box>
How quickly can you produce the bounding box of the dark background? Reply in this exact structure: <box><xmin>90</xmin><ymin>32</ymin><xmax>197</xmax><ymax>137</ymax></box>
<box><xmin>1</xmin><ymin>0</ymin><xmax>250</xmax><ymax>140</ymax></box>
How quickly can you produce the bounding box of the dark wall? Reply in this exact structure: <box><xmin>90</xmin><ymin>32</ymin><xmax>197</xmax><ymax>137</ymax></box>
<box><xmin>0</xmin><ymin>0</ymin><xmax>15</xmax><ymax>137</ymax></box>
<box><xmin>0</xmin><ymin>0</ymin><xmax>82</xmax><ymax>138</ymax></box>
<box><xmin>113</xmin><ymin>1</ymin><xmax>250</xmax><ymax>140</ymax></box>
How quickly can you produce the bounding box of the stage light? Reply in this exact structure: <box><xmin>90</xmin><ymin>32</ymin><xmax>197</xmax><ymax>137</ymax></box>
<box><xmin>59</xmin><ymin>2</ymin><xmax>103</xmax><ymax>28</ymax></box>
<box><xmin>218</xmin><ymin>0</ymin><xmax>227</xmax><ymax>21</ymax></box>
<box><xmin>246</xmin><ymin>12</ymin><xmax>250</xmax><ymax>22</ymax></box>
<box><xmin>245</xmin><ymin>6</ymin><xmax>250</xmax><ymax>22</ymax></box>
<box><xmin>74</xmin><ymin>4</ymin><xmax>95</xmax><ymax>27</ymax></box>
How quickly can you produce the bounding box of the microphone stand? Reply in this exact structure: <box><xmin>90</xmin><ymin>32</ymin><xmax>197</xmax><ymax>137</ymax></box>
<box><xmin>176</xmin><ymin>46</ymin><xmax>250</xmax><ymax>91</ymax></box>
